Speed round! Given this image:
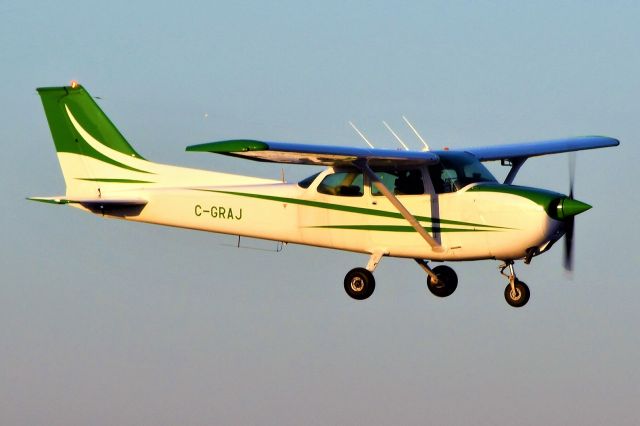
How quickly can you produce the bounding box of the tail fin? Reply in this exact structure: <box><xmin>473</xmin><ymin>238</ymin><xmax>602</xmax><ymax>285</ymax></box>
<box><xmin>37</xmin><ymin>84</ymin><xmax>153</xmax><ymax>197</ymax></box>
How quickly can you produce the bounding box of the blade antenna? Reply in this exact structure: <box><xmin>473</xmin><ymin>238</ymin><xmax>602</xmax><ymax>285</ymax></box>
<box><xmin>348</xmin><ymin>121</ymin><xmax>375</xmax><ymax>148</ymax></box>
<box><xmin>402</xmin><ymin>115</ymin><xmax>430</xmax><ymax>151</ymax></box>
<box><xmin>382</xmin><ymin>120</ymin><xmax>409</xmax><ymax>151</ymax></box>
<box><xmin>569</xmin><ymin>152</ymin><xmax>576</xmax><ymax>199</ymax></box>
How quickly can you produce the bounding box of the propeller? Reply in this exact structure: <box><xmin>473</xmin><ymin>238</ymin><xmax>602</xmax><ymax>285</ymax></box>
<box><xmin>563</xmin><ymin>153</ymin><xmax>576</xmax><ymax>271</ymax></box>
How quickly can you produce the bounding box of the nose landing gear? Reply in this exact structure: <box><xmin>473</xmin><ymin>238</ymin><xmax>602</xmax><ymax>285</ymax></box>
<box><xmin>499</xmin><ymin>261</ymin><xmax>530</xmax><ymax>308</ymax></box>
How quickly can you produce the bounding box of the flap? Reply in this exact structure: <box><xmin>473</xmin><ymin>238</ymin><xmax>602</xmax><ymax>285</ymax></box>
<box><xmin>186</xmin><ymin>139</ymin><xmax>440</xmax><ymax>166</ymax></box>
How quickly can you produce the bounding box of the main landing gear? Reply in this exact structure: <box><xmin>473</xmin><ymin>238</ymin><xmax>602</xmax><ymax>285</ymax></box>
<box><xmin>415</xmin><ymin>259</ymin><xmax>458</xmax><ymax>297</ymax></box>
<box><xmin>342</xmin><ymin>254</ymin><xmax>531</xmax><ymax>308</ymax></box>
<box><xmin>343</xmin><ymin>252</ymin><xmax>382</xmax><ymax>301</ymax></box>
<box><xmin>344</xmin><ymin>268</ymin><xmax>375</xmax><ymax>300</ymax></box>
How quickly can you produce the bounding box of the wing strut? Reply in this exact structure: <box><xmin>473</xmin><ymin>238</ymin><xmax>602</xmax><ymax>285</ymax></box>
<box><xmin>354</xmin><ymin>160</ymin><xmax>444</xmax><ymax>252</ymax></box>
<box><xmin>503</xmin><ymin>157</ymin><xmax>526</xmax><ymax>185</ymax></box>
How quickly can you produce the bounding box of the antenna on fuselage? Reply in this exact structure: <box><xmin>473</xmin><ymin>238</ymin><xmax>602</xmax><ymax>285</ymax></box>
<box><xmin>402</xmin><ymin>115</ymin><xmax>430</xmax><ymax>151</ymax></box>
<box><xmin>348</xmin><ymin>121</ymin><xmax>375</xmax><ymax>148</ymax></box>
<box><xmin>382</xmin><ymin>120</ymin><xmax>409</xmax><ymax>151</ymax></box>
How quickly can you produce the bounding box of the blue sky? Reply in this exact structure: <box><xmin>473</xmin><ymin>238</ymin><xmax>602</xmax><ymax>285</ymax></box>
<box><xmin>1</xmin><ymin>1</ymin><xmax>639</xmax><ymax>425</ymax></box>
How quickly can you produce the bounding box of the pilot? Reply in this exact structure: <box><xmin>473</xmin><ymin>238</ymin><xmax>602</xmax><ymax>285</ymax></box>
<box><xmin>395</xmin><ymin>170</ymin><xmax>423</xmax><ymax>195</ymax></box>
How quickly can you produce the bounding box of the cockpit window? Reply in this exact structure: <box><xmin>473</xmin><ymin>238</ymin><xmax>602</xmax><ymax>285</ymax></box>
<box><xmin>317</xmin><ymin>171</ymin><xmax>364</xmax><ymax>196</ymax></box>
<box><xmin>298</xmin><ymin>172</ymin><xmax>321</xmax><ymax>189</ymax></box>
<box><xmin>371</xmin><ymin>169</ymin><xmax>424</xmax><ymax>196</ymax></box>
<box><xmin>428</xmin><ymin>153</ymin><xmax>497</xmax><ymax>193</ymax></box>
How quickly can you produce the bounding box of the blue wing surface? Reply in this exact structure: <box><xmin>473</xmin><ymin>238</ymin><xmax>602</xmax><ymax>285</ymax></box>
<box><xmin>186</xmin><ymin>139</ymin><xmax>440</xmax><ymax>166</ymax></box>
<box><xmin>187</xmin><ymin>135</ymin><xmax>619</xmax><ymax>166</ymax></box>
<box><xmin>465</xmin><ymin>136</ymin><xmax>619</xmax><ymax>161</ymax></box>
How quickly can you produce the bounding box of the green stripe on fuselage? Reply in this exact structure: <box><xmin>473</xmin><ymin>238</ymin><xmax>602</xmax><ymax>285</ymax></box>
<box><xmin>77</xmin><ymin>178</ymin><xmax>155</xmax><ymax>184</ymax></box>
<box><xmin>309</xmin><ymin>225</ymin><xmax>497</xmax><ymax>233</ymax></box>
<box><xmin>195</xmin><ymin>189</ymin><xmax>510</xmax><ymax>230</ymax></box>
<box><xmin>468</xmin><ymin>183</ymin><xmax>564</xmax><ymax>211</ymax></box>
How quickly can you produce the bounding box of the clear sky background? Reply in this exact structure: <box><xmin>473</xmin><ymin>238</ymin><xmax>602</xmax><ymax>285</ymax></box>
<box><xmin>1</xmin><ymin>1</ymin><xmax>639</xmax><ymax>425</ymax></box>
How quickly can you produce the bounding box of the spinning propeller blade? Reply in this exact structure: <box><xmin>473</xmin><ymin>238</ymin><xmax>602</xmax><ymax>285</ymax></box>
<box><xmin>563</xmin><ymin>216</ymin><xmax>575</xmax><ymax>271</ymax></box>
<box><xmin>564</xmin><ymin>153</ymin><xmax>576</xmax><ymax>272</ymax></box>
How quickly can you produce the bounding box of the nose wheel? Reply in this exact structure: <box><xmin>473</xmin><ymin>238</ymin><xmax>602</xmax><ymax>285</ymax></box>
<box><xmin>499</xmin><ymin>261</ymin><xmax>530</xmax><ymax>308</ymax></box>
<box><xmin>504</xmin><ymin>280</ymin><xmax>530</xmax><ymax>307</ymax></box>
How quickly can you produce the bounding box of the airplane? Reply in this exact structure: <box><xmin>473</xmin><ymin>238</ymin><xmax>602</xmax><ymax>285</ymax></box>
<box><xmin>30</xmin><ymin>83</ymin><xmax>620</xmax><ymax>308</ymax></box>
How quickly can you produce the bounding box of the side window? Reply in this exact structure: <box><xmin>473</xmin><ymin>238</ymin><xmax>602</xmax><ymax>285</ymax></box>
<box><xmin>317</xmin><ymin>171</ymin><xmax>364</xmax><ymax>197</ymax></box>
<box><xmin>428</xmin><ymin>165</ymin><xmax>458</xmax><ymax>193</ymax></box>
<box><xmin>372</xmin><ymin>169</ymin><xmax>424</xmax><ymax>195</ymax></box>
<box><xmin>371</xmin><ymin>171</ymin><xmax>397</xmax><ymax>195</ymax></box>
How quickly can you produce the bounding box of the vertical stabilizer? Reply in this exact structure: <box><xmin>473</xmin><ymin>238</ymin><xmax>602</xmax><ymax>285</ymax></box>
<box><xmin>37</xmin><ymin>84</ymin><xmax>152</xmax><ymax>197</ymax></box>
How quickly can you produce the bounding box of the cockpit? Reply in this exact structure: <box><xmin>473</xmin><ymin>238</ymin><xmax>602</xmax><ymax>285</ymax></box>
<box><xmin>428</xmin><ymin>151</ymin><xmax>497</xmax><ymax>193</ymax></box>
<box><xmin>297</xmin><ymin>151</ymin><xmax>497</xmax><ymax>195</ymax></box>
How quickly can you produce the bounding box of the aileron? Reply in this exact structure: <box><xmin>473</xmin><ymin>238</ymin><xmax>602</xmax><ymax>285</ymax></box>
<box><xmin>466</xmin><ymin>135</ymin><xmax>619</xmax><ymax>161</ymax></box>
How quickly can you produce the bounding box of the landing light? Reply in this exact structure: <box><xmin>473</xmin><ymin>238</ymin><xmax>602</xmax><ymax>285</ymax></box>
<box><xmin>70</xmin><ymin>80</ymin><xmax>79</xmax><ymax>89</ymax></box>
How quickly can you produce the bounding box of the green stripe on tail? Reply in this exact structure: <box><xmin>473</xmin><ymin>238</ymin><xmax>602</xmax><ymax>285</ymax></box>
<box><xmin>37</xmin><ymin>85</ymin><xmax>145</xmax><ymax>160</ymax></box>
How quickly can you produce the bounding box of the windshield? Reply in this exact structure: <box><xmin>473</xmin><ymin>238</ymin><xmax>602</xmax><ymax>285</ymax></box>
<box><xmin>298</xmin><ymin>172</ymin><xmax>321</xmax><ymax>189</ymax></box>
<box><xmin>428</xmin><ymin>152</ymin><xmax>497</xmax><ymax>193</ymax></box>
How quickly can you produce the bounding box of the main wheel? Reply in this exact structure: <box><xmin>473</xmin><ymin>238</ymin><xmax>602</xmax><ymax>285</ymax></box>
<box><xmin>427</xmin><ymin>265</ymin><xmax>458</xmax><ymax>298</ymax></box>
<box><xmin>344</xmin><ymin>268</ymin><xmax>375</xmax><ymax>300</ymax></box>
<box><xmin>504</xmin><ymin>280</ymin><xmax>530</xmax><ymax>308</ymax></box>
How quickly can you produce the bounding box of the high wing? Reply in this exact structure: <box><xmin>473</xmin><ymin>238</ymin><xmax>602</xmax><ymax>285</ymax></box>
<box><xmin>465</xmin><ymin>135</ymin><xmax>619</xmax><ymax>162</ymax></box>
<box><xmin>187</xmin><ymin>136</ymin><xmax>618</xmax><ymax>166</ymax></box>
<box><xmin>186</xmin><ymin>139</ymin><xmax>440</xmax><ymax>166</ymax></box>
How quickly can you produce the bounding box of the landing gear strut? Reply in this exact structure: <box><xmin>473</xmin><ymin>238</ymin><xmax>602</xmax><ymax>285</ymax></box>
<box><xmin>499</xmin><ymin>261</ymin><xmax>530</xmax><ymax>308</ymax></box>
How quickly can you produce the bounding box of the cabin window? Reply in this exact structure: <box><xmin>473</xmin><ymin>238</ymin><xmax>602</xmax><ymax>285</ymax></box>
<box><xmin>371</xmin><ymin>169</ymin><xmax>424</xmax><ymax>196</ymax></box>
<box><xmin>317</xmin><ymin>171</ymin><xmax>364</xmax><ymax>197</ymax></box>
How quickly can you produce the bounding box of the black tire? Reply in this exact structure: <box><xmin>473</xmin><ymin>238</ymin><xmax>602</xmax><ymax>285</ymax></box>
<box><xmin>344</xmin><ymin>267</ymin><xmax>375</xmax><ymax>300</ymax></box>
<box><xmin>504</xmin><ymin>280</ymin><xmax>530</xmax><ymax>308</ymax></box>
<box><xmin>427</xmin><ymin>265</ymin><xmax>458</xmax><ymax>298</ymax></box>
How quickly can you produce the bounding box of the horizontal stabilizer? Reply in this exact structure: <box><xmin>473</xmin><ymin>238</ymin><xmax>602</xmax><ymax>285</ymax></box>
<box><xmin>186</xmin><ymin>139</ymin><xmax>440</xmax><ymax>166</ymax></box>
<box><xmin>28</xmin><ymin>196</ymin><xmax>147</xmax><ymax>216</ymax></box>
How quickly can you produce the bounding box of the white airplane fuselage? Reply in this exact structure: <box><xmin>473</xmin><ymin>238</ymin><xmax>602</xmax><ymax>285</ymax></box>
<box><xmin>73</xmin><ymin>164</ymin><xmax>564</xmax><ymax>262</ymax></box>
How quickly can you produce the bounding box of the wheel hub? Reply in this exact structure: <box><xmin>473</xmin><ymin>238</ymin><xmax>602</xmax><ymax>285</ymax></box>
<box><xmin>510</xmin><ymin>289</ymin><xmax>522</xmax><ymax>300</ymax></box>
<box><xmin>433</xmin><ymin>276</ymin><xmax>445</xmax><ymax>289</ymax></box>
<box><xmin>350</xmin><ymin>277</ymin><xmax>365</xmax><ymax>292</ymax></box>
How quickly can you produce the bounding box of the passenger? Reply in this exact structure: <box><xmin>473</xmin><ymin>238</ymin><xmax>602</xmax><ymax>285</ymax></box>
<box><xmin>395</xmin><ymin>170</ymin><xmax>423</xmax><ymax>195</ymax></box>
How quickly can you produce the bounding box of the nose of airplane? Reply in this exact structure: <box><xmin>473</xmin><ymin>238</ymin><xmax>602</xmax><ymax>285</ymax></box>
<box><xmin>552</xmin><ymin>197</ymin><xmax>592</xmax><ymax>220</ymax></box>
